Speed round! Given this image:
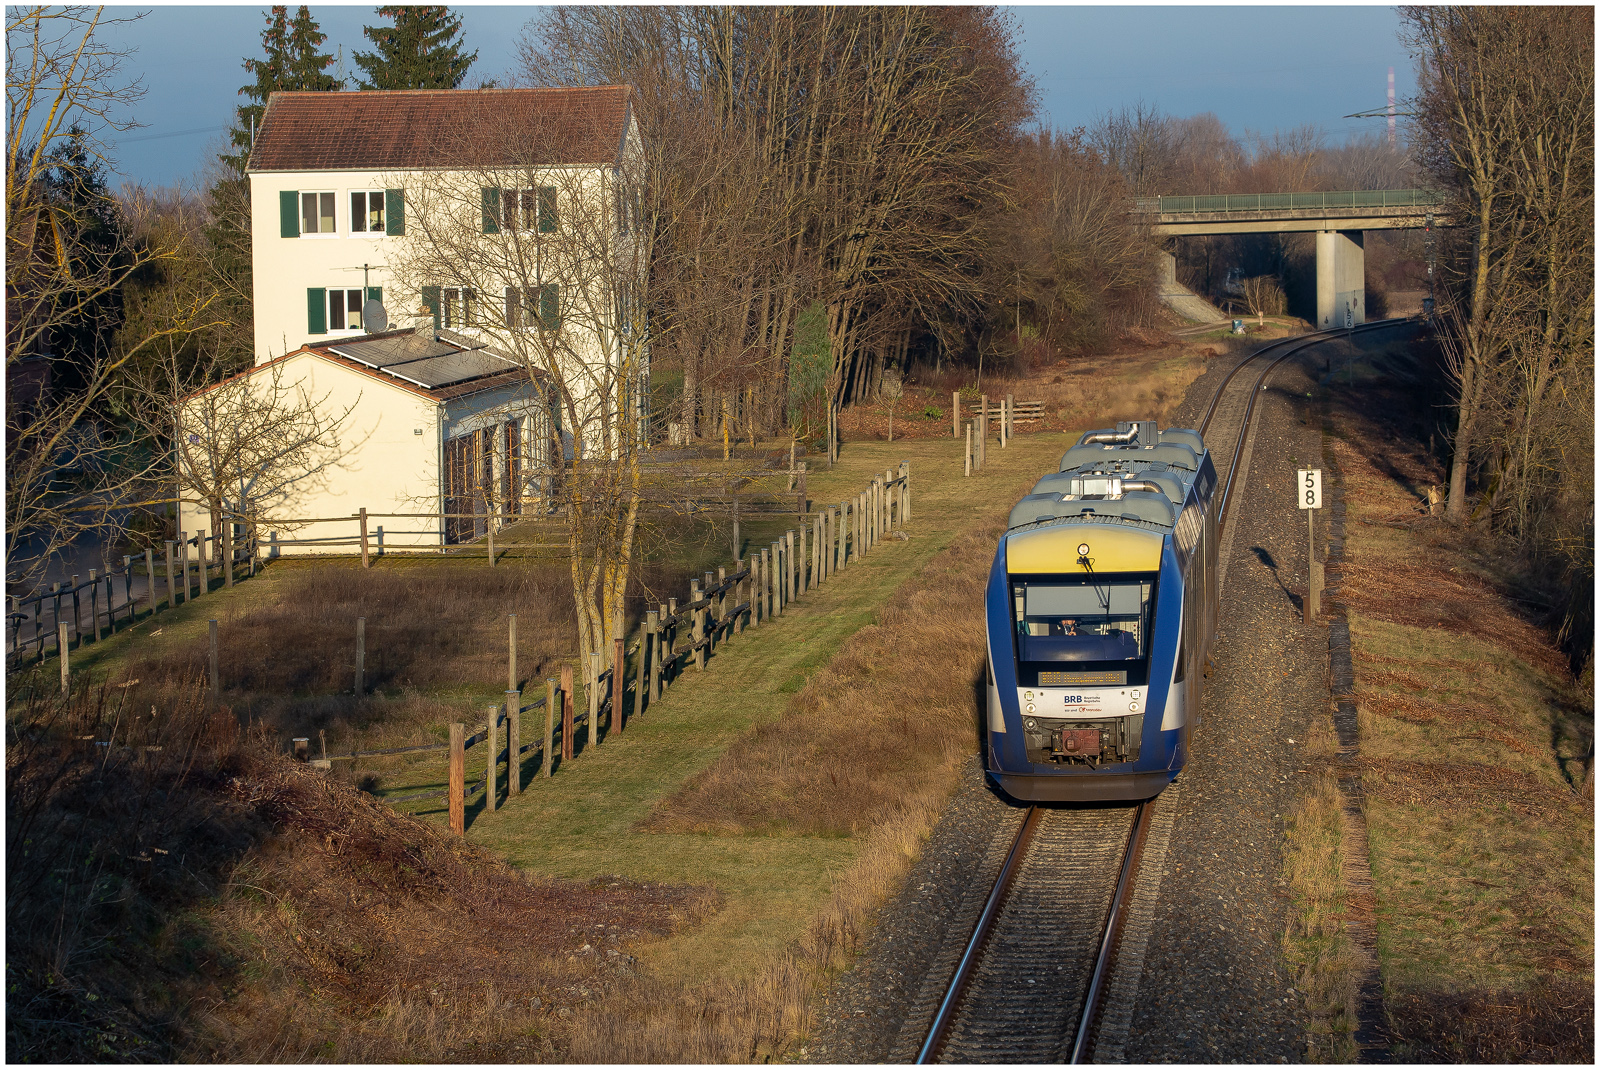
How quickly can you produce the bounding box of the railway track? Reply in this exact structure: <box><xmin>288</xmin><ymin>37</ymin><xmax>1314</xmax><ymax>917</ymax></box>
<box><xmin>912</xmin><ymin>318</ymin><xmax>1410</xmax><ymax>1065</ymax></box>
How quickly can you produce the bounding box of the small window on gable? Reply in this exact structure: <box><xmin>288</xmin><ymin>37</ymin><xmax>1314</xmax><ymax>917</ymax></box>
<box><xmin>350</xmin><ymin>190</ymin><xmax>385</xmax><ymax>233</ymax></box>
<box><xmin>301</xmin><ymin>191</ymin><xmax>336</xmax><ymax>235</ymax></box>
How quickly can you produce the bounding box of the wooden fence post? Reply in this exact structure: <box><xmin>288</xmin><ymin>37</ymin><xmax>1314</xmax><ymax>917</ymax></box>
<box><xmin>164</xmin><ymin>541</ymin><xmax>176</xmax><ymax>608</ymax></box>
<box><xmin>544</xmin><ymin>678</ymin><xmax>557</xmax><ymax>777</ymax></box>
<box><xmin>1006</xmin><ymin>393</ymin><xmax>1015</xmax><ymax>444</ymax></box>
<box><xmin>559</xmin><ymin>663</ymin><xmax>575</xmax><ymax>759</ymax></box>
<box><xmin>360</xmin><ymin>507</ymin><xmax>370</xmax><ymax>568</ymax></box>
<box><xmin>666</xmin><ymin>598</ymin><xmax>678</xmax><ymax>680</ymax></box>
<box><xmin>965</xmin><ymin>424</ymin><xmax>972</xmax><ymax>477</ymax></box>
<box><xmin>507</xmin><ymin>613</ymin><xmax>517</xmax><ymax>690</ymax></box>
<box><xmin>648</xmin><ymin>609</ymin><xmax>662</xmax><ymax>700</ymax></box>
<box><xmin>836</xmin><ymin>505</ymin><xmax>846</xmax><ymax>573</ymax></box>
<box><xmin>355</xmin><ymin>617</ymin><xmax>365</xmax><ymax>694</ymax></box>
<box><xmin>484</xmin><ymin>704</ymin><xmax>499</xmax><ymax>811</ymax></box>
<box><xmin>980</xmin><ymin>395</ymin><xmax>988</xmax><ymax>469</ymax></box>
<box><xmin>145</xmin><ymin>548</ymin><xmax>157</xmax><ymax>615</ymax></box>
<box><xmin>208</xmin><ymin>619</ymin><xmax>219</xmax><ymax>706</ymax></box>
<box><xmin>771</xmin><ymin>541</ymin><xmax>783</xmax><ymax>614</ymax></box>
<box><xmin>487</xmin><ymin>515</ymin><xmax>495</xmax><ymax>566</ymax></box>
<box><xmin>58</xmin><ymin>621</ymin><xmax>69</xmax><ymax>696</ymax></box>
<box><xmin>588</xmin><ymin>653</ymin><xmax>601</xmax><ymax>741</ymax></box>
<box><xmin>87</xmin><ymin>570</ymin><xmax>99</xmax><ymax>643</ymax></box>
<box><xmin>751</xmin><ymin>554</ymin><xmax>763</xmax><ymax>625</ymax></box>
<box><xmin>613</xmin><ymin>637</ymin><xmax>625</xmax><ymax>732</ymax></box>
<box><xmin>635</xmin><ymin>615</ymin><xmax>650</xmax><ymax>717</ymax></box>
<box><xmin>902</xmin><ymin>462</ymin><xmax>911</xmax><ymax>522</ymax></box>
<box><xmin>690</xmin><ymin>580</ymin><xmax>704</xmax><ymax>669</ymax></box>
<box><xmin>180</xmin><ymin>532</ymin><xmax>192</xmax><ymax>602</ymax></box>
<box><xmin>506</xmin><ymin>689</ymin><xmax>522</xmax><ymax>795</ymax></box>
<box><xmin>449</xmin><ymin>723</ymin><xmax>465</xmax><ymax>834</ymax></box>
<box><xmin>952</xmin><ymin>390</ymin><xmax>960</xmax><ymax>438</ymax></box>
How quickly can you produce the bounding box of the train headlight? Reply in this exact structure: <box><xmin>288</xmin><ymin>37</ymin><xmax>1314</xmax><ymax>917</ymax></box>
<box><xmin>1131</xmin><ymin>689</ymin><xmax>1141</xmax><ymax>698</ymax></box>
<box><xmin>1129</xmin><ymin>701</ymin><xmax>1139</xmax><ymax>712</ymax></box>
<box><xmin>1025</xmin><ymin>691</ymin><xmax>1034</xmax><ymax>700</ymax></box>
<box><xmin>1077</xmin><ymin>542</ymin><xmax>1090</xmax><ymax>556</ymax></box>
<box><xmin>1026</xmin><ymin>703</ymin><xmax>1036</xmax><ymax>714</ymax></box>
<box><xmin>1025</xmin><ymin>718</ymin><xmax>1037</xmax><ymax>729</ymax></box>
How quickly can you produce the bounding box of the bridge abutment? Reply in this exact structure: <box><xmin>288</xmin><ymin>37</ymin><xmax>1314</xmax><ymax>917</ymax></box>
<box><xmin>1315</xmin><ymin>229</ymin><xmax>1364</xmax><ymax>329</ymax></box>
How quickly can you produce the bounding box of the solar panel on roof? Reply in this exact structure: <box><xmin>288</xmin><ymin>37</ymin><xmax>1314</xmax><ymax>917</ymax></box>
<box><xmin>328</xmin><ymin>334</ymin><xmax>519</xmax><ymax>389</ymax></box>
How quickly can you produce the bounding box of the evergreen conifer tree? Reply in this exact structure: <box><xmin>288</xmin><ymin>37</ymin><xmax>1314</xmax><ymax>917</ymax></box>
<box><xmin>207</xmin><ymin>6</ymin><xmax>339</xmax><ymax>365</ymax></box>
<box><xmin>352</xmin><ymin>6</ymin><xmax>477</xmax><ymax>90</ymax></box>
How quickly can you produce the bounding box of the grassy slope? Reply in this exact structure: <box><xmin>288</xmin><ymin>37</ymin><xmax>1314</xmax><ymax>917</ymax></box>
<box><xmin>1291</xmin><ymin>342</ymin><xmax>1592</xmax><ymax>1062</ymax></box>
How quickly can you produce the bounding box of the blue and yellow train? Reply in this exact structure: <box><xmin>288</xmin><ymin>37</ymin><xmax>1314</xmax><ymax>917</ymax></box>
<box><xmin>984</xmin><ymin>421</ymin><xmax>1219</xmax><ymax>801</ymax></box>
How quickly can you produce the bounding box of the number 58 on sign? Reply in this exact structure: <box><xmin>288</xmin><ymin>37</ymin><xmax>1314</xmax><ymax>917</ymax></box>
<box><xmin>1297</xmin><ymin>468</ymin><xmax>1323</xmax><ymax>509</ymax></box>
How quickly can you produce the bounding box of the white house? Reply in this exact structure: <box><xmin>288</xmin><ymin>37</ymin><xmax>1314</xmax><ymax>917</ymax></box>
<box><xmin>177</xmin><ymin>86</ymin><xmax>648</xmax><ymax>555</ymax></box>
<box><xmin>178</xmin><ymin>329</ymin><xmax>564</xmax><ymax>554</ymax></box>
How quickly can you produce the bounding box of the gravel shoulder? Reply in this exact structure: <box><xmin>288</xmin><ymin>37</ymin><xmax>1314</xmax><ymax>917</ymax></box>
<box><xmin>804</xmin><ymin>341</ymin><xmax>1340</xmax><ymax>1063</ymax></box>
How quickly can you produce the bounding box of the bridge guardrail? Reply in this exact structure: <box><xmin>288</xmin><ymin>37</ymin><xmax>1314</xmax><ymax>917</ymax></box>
<box><xmin>1136</xmin><ymin>189</ymin><xmax>1446</xmax><ymax>214</ymax></box>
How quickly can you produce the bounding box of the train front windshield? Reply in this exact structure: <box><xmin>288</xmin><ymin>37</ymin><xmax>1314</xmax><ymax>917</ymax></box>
<box><xmin>1011</xmin><ymin>574</ymin><xmax>1157</xmax><ymax>684</ymax></box>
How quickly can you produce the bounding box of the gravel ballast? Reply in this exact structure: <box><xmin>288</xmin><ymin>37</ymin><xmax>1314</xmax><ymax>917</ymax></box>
<box><xmin>805</xmin><ymin>339</ymin><xmax>1373</xmax><ymax>1063</ymax></box>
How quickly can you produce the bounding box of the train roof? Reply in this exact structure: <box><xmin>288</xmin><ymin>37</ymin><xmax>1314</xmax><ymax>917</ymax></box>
<box><xmin>1004</xmin><ymin>422</ymin><xmax>1213</xmax><ymax>537</ymax></box>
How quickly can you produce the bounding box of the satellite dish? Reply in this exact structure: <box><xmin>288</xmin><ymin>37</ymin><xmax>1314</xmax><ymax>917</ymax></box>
<box><xmin>362</xmin><ymin>299</ymin><xmax>388</xmax><ymax>334</ymax></box>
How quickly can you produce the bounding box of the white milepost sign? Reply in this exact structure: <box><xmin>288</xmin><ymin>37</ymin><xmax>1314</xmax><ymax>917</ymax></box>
<box><xmin>1299</xmin><ymin>468</ymin><xmax>1323</xmax><ymax>621</ymax></box>
<box><xmin>1297</xmin><ymin>468</ymin><xmax>1323</xmax><ymax>510</ymax></box>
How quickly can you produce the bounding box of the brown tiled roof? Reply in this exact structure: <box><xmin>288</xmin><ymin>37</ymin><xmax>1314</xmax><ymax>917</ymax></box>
<box><xmin>249</xmin><ymin>86</ymin><xmax>632</xmax><ymax>172</ymax></box>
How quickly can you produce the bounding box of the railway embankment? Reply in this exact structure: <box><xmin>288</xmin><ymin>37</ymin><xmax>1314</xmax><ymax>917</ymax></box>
<box><xmin>1289</xmin><ymin>336</ymin><xmax>1593</xmax><ymax>1061</ymax></box>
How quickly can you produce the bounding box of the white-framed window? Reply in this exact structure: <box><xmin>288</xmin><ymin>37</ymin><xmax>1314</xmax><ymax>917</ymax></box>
<box><xmin>328</xmin><ymin>287</ymin><xmax>365</xmax><ymax>331</ymax></box>
<box><xmin>443</xmin><ymin>287</ymin><xmax>475</xmax><ymax>328</ymax></box>
<box><xmin>300</xmin><ymin>191</ymin><xmax>337</xmax><ymax>236</ymax></box>
<box><xmin>349</xmin><ymin>190</ymin><xmax>385</xmax><ymax>234</ymax></box>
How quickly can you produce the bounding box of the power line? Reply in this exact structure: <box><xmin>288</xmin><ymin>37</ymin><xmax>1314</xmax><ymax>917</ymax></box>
<box><xmin>118</xmin><ymin>123</ymin><xmax>230</xmax><ymax>144</ymax></box>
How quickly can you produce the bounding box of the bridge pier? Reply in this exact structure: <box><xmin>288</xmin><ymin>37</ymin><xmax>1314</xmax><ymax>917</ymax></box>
<box><xmin>1315</xmin><ymin>229</ymin><xmax>1365</xmax><ymax>330</ymax></box>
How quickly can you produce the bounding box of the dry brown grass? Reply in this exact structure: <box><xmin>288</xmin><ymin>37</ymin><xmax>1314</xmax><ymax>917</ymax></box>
<box><xmin>639</xmin><ymin>520</ymin><xmax>1000</xmax><ymax>837</ymax></box>
<box><xmin>4</xmin><ymin>667</ymin><xmax>718</xmax><ymax>1064</ymax></box>
<box><xmin>1280</xmin><ymin>770</ymin><xmax>1362</xmax><ymax>1063</ymax></box>
<box><xmin>1312</xmin><ymin>354</ymin><xmax>1593</xmax><ymax>1060</ymax></box>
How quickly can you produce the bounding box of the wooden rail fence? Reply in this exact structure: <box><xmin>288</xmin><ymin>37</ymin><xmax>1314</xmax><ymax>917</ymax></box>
<box><xmin>286</xmin><ymin>462</ymin><xmax>913</xmax><ymax>834</ymax></box>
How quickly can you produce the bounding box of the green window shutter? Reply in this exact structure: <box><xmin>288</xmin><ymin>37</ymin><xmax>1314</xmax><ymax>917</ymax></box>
<box><xmin>538</xmin><ymin>186</ymin><xmax>558</xmax><ymax>232</ymax></box>
<box><xmin>307</xmin><ymin>288</ymin><xmax>326</xmax><ymax>333</ymax></box>
<box><xmin>280</xmin><ymin>190</ymin><xmax>300</xmax><ymax>237</ymax></box>
<box><xmin>366</xmin><ymin>286</ymin><xmax>382</xmax><ymax>305</ymax></box>
<box><xmin>481</xmin><ymin>188</ymin><xmax>500</xmax><ymax>233</ymax></box>
<box><xmin>539</xmin><ymin>283</ymin><xmax>560</xmax><ymax>330</ymax></box>
<box><xmin>421</xmin><ymin>286</ymin><xmax>442</xmax><ymax>329</ymax></box>
<box><xmin>385</xmin><ymin>188</ymin><xmax>404</xmax><ymax>235</ymax></box>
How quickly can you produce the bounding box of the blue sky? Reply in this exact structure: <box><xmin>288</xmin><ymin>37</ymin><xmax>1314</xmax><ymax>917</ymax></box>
<box><xmin>89</xmin><ymin>5</ymin><xmax>1416</xmax><ymax>191</ymax></box>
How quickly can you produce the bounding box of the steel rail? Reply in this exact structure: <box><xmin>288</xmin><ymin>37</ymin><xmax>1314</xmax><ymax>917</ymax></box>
<box><xmin>1067</xmin><ymin>799</ymin><xmax>1154</xmax><ymax>1063</ymax></box>
<box><xmin>1214</xmin><ymin>319</ymin><xmax>1408</xmax><ymax>531</ymax></box>
<box><xmin>914</xmin><ymin>805</ymin><xmax>1044</xmax><ymax>1064</ymax></box>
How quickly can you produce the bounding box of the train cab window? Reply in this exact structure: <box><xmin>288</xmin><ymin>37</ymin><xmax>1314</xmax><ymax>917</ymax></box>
<box><xmin>1011</xmin><ymin>574</ymin><xmax>1156</xmax><ymax>669</ymax></box>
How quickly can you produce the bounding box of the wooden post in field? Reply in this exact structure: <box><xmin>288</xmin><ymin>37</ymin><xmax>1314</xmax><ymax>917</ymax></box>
<box><xmin>587</xmin><ymin>653</ymin><xmax>601</xmax><ymax>742</ymax></box>
<box><xmin>507</xmin><ymin>614</ymin><xmax>517</xmax><ymax>690</ymax></box>
<box><xmin>690</xmin><ymin>579</ymin><xmax>704</xmax><ymax>669</ymax></box>
<box><xmin>58</xmin><ymin>621</ymin><xmax>69</xmax><ymax>696</ymax></box>
<box><xmin>487</xmin><ymin>516</ymin><xmax>495</xmax><ymax>566</ymax></box>
<box><xmin>753</xmin><ymin>554</ymin><xmax>764</xmax><ymax>623</ymax></box>
<box><xmin>355</xmin><ymin>617</ymin><xmax>366</xmax><ymax>694</ymax></box>
<box><xmin>559</xmin><ymin>664</ymin><xmax>575</xmax><ymax>760</ymax></box>
<box><xmin>359</xmin><ymin>507</ymin><xmax>370</xmax><ymax>568</ymax></box>
<box><xmin>837</xmin><ymin>505</ymin><xmax>846</xmax><ymax>573</ymax></box>
<box><xmin>902</xmin><ymin>462</ymin><xmax>911</xmax><ymax>522</ymax></box>
<box><xmin>666</xmin><ymin>598</ymin><xmax>679</xmax><ymax>680</ymax></box>
<box><xmin>449</xmin><ymin>723</ymin><xmax>465</xmax><ymax>834</ymax></box>
<box><xmin>732</xmin><ymin>564</ymin><xmax>745</xmax><ymax>634</ymax></box>
<box><xmin>181</xmin><ymin>533</ymin><xmax>193</xmax><ymax>602</ymax></box>
<box><xmin>648</xmin><ymin>609</ymin><xmax>662</xmax><ymax>700</ymax></box>
<box><xmin>785</xmin><ymin>531</ymin><xmax>796</xmax><ymax>604</ymax></box>
<box><xmin>980</xmin><ymin>395</ymin><xmax>988</xmax><ymax>469</ymax></box>
<box><xmin>1006</xmin><ymin>393</ymin><xmax>1015</xmax><ymax>444</ymax></box>
<box><xmin>544</xmin><ymin>678</ymin><xmax>557</xmax><ymax>777</ymax></box>
<box><xmin>208</xmin><ymin>619</ymin><xmax>219</xmax><ymax>706</ymax></box>
<box><xmin>612</xmin><ymin>638</ymin><xmax>625</xmax><ymax>732</ymax></box>
<box><xmin>165</xmin><ymin>541</ymin><xmax>176</xmax><ymax>608</ymax></box>
<box><xmin>484</xmin><ymin>704</ymin><xmax>498</xmax><ymax>812</ymax></box>
<box><xmin>506</xmin><ymin>689</ymin><xmax>522</xmax><ymax>795</ymax></box>
<box><xmin>224</xmin><ymin>520</ymin><xmax>235</xmax><ymax>587</ymax></box>
<box><xmin>952</xmin><ymin>391</ymin><xmax>960</xmax><ymax>438</ymax></box>
<box><xmin>797</xmin><ymin>461</ymin><xmax>808</xmax><ymax>517</ymax></box>
<box><xmin>716</xmin><ymin>567</ymin><xmax>727</xmax><ymax>641</ymax></box>
<box><xmin>87</xmin><ymin>570</ymin><xmax>98</xmax><ymax>642</ymax></box>
<box><xmin>635</xmin><ymin>615</ymin><xmax>650</xmax><ymax>716</ymax></box>
<box><xmin>145</xmin><ymin>548</ymin><xmax>157</xmax><ymax>615</ymax></box>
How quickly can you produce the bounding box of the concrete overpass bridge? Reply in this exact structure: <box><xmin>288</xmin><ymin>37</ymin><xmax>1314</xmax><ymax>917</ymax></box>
<box><xmin>1133</xmin><ymin>189</ymin><xmax>1449</xmax><ymax>330</ymax></box>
